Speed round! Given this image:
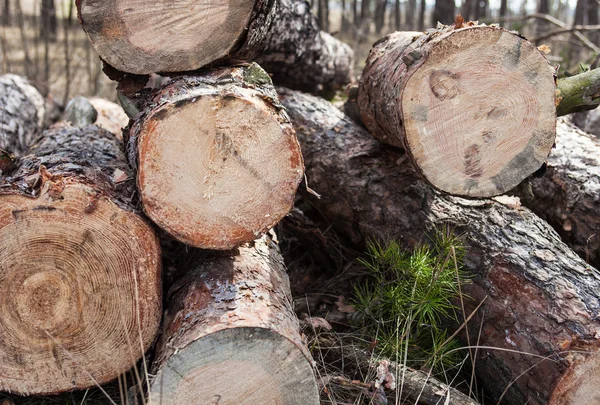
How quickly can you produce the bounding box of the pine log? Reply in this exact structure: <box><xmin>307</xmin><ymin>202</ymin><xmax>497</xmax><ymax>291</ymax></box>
<box><xmin>356</xmin><ymin>25</ymin><xmax>557</xmax><ymax>198</ymax></box>
<box><xmin>253</xmin><ymin>0</ymin><xmax>355</xmax><ymax>94</ymax></box>
<box><xmin>278</xmin><ymin>88</ymin><xmax>600</xmax><ymax>405</ymax></box>
<box><xmin>89</xmin><ymin>97</ymin><xmax>130</xmax><ymax>139</ymax></box>
<box><xmin>510</xmin><ymin>118</ymin><xmax>600</xmax><ymax>270</ymax></box>
<box><xmin>77</xmin><ymin>0</ymin><xmax>353</xmax><ymax>93</ymax></box>
<box><xmin>0</xmin><ymin>124</ymin><xmax>161</xmax><ymax>395</ymax></box>
<box><xmin>0</xmin><ymin>74</ymin><xmax>45</xmax><ymax>156</ymax></box>
<box><xmin>125</xmin><ymin>65</ymin><xmax>304</xmax><ymax>250</ymax></box>
<box><xmin>148</xmin><ymin>233</ymin><xmax>319</xmax><ymax>405</ymax></box>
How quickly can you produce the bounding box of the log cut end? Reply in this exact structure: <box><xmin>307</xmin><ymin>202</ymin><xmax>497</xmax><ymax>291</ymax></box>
<box><xmin>78</xmin><ymin>0</ymin><xmax>255</xmax><ymax>74</ymax></box>
<box><xmin>149</xmin><ymin>327</ymin><xmax>318</xmax><ymax>405</ymax></box>
<box><xmin>0</xmin><ymin>183</ymin><xmax>161</xmax><ymax>395</ymax></box>
<box><xmin>550</xmin><ymin>351</ymin><xmax>600</xmax><ymax>405</ymax></box>
<box><xmin>135</xmin><ymin>82</ymin><xmax>304</xmax><ymax>249</ymax></box>
<box><xmin>401</xmin><ymin>26</ymin><xmax>556</xmax><ymax>197</ymax></box>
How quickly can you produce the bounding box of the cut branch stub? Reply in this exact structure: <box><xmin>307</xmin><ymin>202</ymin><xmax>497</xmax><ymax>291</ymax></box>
<box><xmin>126</xmin><ymin>65</ymin><xmax>304</xmax><ymax>249</ymax></box>
<box><xmin>358</xmin><ymin>25</ymin><xmax>557</xmax><ymax>197</ymax></box>
<box><xmin>77</xmin><ymin>0</ymin><xmax>271</xmax><ymax>75</ymax></box>
<box><xmin>0</xmin><ymin>124</ymin><xmax>161</xmax><ymax>395</ymax></box>
<box><xmin>148</xmin><ymin>233</ymin><xmax>319</xmax><ymax>405</ymax></box>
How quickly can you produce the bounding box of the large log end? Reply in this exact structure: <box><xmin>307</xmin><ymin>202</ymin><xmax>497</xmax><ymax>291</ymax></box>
<box><xmin>131</xmin><ymin>72</ymin><xmax>304</xmax><ymax>249</ymax></box>
<box><xmin>0</xmin><ymin>182</ymin><xmax>161</xmax><ymax>394</ymax></box>
<box><xmin>77</xmin><ymin>0</ymin><xmax>256</xmax><ymax>74</ymax></box>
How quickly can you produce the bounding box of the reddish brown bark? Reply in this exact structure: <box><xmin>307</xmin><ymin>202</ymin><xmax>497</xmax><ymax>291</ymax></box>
<box><xmin>149</xmin><ymin>233</ymin><xmax>319</xmax><ymax>405</ymax></box>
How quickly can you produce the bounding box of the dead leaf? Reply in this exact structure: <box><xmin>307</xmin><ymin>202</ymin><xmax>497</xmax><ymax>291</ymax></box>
<box><xmin>112</xmin><ymin>168</ymin><xmax>129</xmax><ymax>183</ymax></box>
<box><xmin>336</xmin><ymin>295</ymin><xmax>356</xmax><ymax>313</ymax></box>
<box><xmin>454</xmin><ymin>14</ymin><xmax>465</xmax><ymax>29</ymax></box>
<box><xmin>302</xmin><ymin>316</ymin><xmax>333</xmax><ymax>331</ymax></box>
<box><xmin>538</xmin><ymin>44</ymin><xmax>551</xmax><ymax>54</ymax></box>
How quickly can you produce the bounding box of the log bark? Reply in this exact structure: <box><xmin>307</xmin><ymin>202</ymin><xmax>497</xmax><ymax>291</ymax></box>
<box><xmin>125</xmin><ymin>64</ymin><xmax>304</xmax><ymax>250</ymax></box>
<box><xmin>510</xmin><ymin>118</ymin><xmax>600</xmax><ymax>270</ymax></box>
<box><xmin>0</xmin><ymin>74</ymin><xmax>46</xmax><ymax>157</ymax></box>
<box><xmin>254</xmin><ymin>0</ymin><xmax>355</xmax><ymax>94</ymax></box>
<box><xmin>357</xmin><ymin>24</ymin><xmax>557</xmax><ymax>198</ymax></box>
<box><xmin>148</xmin><ymin>232</ymin><xmax>319</xmax><ymax>405</ymax></box>
<box><xmin>0</xmin><ymin>124</ymin><xmax>162</xmax><ymax>395</ymax></box>
<box><xmin>278</xmin><ymin>88</ymin><xmax>600</xmax><ymax>405</ymax></box>
<box><xmin>77</xmin><ymin>0</ymin><xmax>354</xmax><ymax>93</ymax></box>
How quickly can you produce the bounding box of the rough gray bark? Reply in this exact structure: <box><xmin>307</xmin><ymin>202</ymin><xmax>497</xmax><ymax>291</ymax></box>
<box><xmin>0</xmin><ymin>74</ymin><xmax>45</xmax><ymax>157</ymax></box>
<box><xmin>572</xmin><ymin>109</ymin><xmax>600</xmax><ymax>137</ymax></box>
<box><xmin>255</xmin><ymin>0</ymin><xmax>355</xmax><ymax>94</ymax></box>
<box><xmin>278</xmin><ymin>88</ymin><xmax>600</xmax><ymax>405</ymax></box>
<box><xmin>63</xmin><ymin>96</ymin><xmax>98</xmax><ymax>127</ymax></box>
<box><xmin>148</xmin><ymin>232</ymin><xmax>319</xmax><ymax>405</ymax></box>
<box><xmin>511</xmin><ymin>118</ymin><xmax>600</xmax><ymax>270</ymax></box>
<box><xmin>0</xmin><ymin>124</ymin><xmax>161</xmax><ymax>395</ymax></box>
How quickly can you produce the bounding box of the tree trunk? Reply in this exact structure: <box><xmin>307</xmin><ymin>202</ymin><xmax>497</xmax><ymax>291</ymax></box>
<box><xmin>125</xmin><ymin>65</ymin><xmax>304</xmax><ymax>250</ymax></box>
<box><xmin>148</xmin><ymin>233</ymin><xmax>319</xmax><ymax>405</ymax></box>
<box><xmin>278</xmin><ymin>88</ymin><xmax>600</xmax><ymax>405</ymax></box>
<box><xmin>360</xmin><ymin>0</ymin><xmax>371</xmax><ymax>33</ymax></box>
<box><xmin>2</xmin><ymin>0</ymin><xmax>9</xmax><ymax>26</ymax></box>
<box><xmin>418</xmin><ymin>0</ymin><xmax>425</xmax><ymax>30</ymax></box>
<box><xmin>432</xmin><ymin>0</ymin><xmax>455</xmax><ymax>25</ymax></box>
<box><xmin>510</xmin><ymin>118</ymin><xmax>600</xmax><ymax>270</ymax></box>
<box><xmin>341</xmin><ymin>0</ymin><xmax>349</xmax><ymax>33</ymax></box>
<box><xmin>460</xmin><ymin>0</ymin><xmax>473</xmax><ymax>21</ymax></box>
<box><xmin>375</xmin><ymin>0</ymin><xmax>388</xmax><ymax>34</ymax></box>
<box><xmin>40</xmin><ymin>0</ymin><xmax>57</xmax><ymax>41</ymax></box>
<box><xmin>535</xmin><ymin>0</ymin><xmax>550</xmax><ymax>42</ymax></box>
<box><xmin>0</xmin><ymin>124</ymin><xmax>161</xmax><ymax>395</ymax></box>
<box><xmin>77</xmin><ymin>0</ymin><xmax>354</xmax><ymax>94</ymax></box>
<box><xmin>0</xmin><ymin>75</ymin><xmax>46</xmax><ymax>157</ymax></box>
<box><xmin>499</xmin><ymin>0</ymin><xmax>508</xmax><ymax>21</ymax></box>
<box><xmin>356</xmin><ymin>25</ymin><xmax>557</xmax><ymax>198</ymax></box>
<box><xmin>396</xmin><ymin>0</ymin><xmax>403</xmax><ymax>30</ymax></box>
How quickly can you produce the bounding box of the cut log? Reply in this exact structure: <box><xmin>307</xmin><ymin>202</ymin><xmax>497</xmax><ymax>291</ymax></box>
<box><xmin>148</xmin><ymin>233</ymin><xmax>319</xmax><ymax>405</ymax></box>
<box><xmin>89</xmin><ymin>97</ymin><xmax>130</xmax><ymax>139</ymax></box>
<box><xmin>356</xmin><ymin>25</ymin><xmax>557</xmax><ymax>197</ymax></box>
<box><xmin>510</xmin><ymin>118</ymin><xmax>600</xmax><ymax>270</ymax></box>
<box><xmin>63</xmin><ymin>96</ymin><xmax>98</xmax><ymax>127</ymax></box>
<box><xmin>126</xmin><ymin>65</ymin><xmax>304</xmax><ymax>249</ymax></box>
<box><xmin>0</xmin><ymin>124</ymin><xmax>161</xmax><ymax>395</ymax></box>
<box><xmin>278</xmin><ymin>88</ymin><xmax>600</xmax><ymax>405</ymax></box>
<box><xmin>77</xmin><ymin>0</ymin><xmax>353</xmax><ymax>93</ymax></box>
<box><xmin>0</xmin><ymin>74</ymin><xmax>45</xmax><ymax>156</ymax></box>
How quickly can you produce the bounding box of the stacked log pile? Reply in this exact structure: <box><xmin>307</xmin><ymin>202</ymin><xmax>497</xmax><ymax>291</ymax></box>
<box><xmin>1</xmin><ymin>3</ymin><xmax>600</xmax><ymax>405</ymax></box>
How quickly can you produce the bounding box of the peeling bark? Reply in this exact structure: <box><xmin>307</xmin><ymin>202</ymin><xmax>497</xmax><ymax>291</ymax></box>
<box><xmin>278</xmin><ymin>88</ymin><xmax>600</xmax><ymax>405</ymax></box>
